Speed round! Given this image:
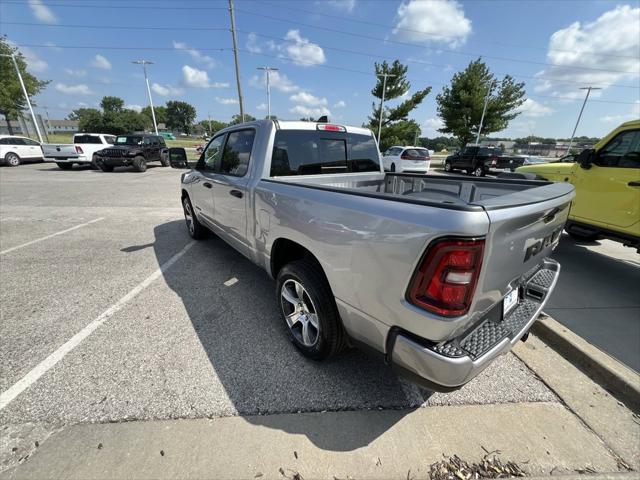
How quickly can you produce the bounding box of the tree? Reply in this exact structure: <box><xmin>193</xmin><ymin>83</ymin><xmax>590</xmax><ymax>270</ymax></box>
<box><xmin>141</xmin><ymin>105</ymin><xmax>167</xmax><ymax>125</ymax></box>
<box><xmin>100</xmin><ymin>96</ymin><xmax>125</xmax><ymax>114</ymax></box>
<box><xmin>230</xmin><ymin>113</ymin><xmax>256</xmax><ymax>125</ymax></box>
<box><xmin>166</xmin><ymin>100</ymin><xmax>197</xmax><ymax>134</ymax></box>
<box><xmin>68</xmin><ymin>107</ymin><xmax>101</xmax><ymax>122</ymax></box>
<box><xmin>367</xmin><ymin>60</ymin><xmax>431</xmax><ymax>152</ymax></box>
<box><xmin>0</xmin><ymin>36</ymin><xmax>49</xmax><ymax>134</ymax></box>
<box><xmin>193</xmin><ymin>119</ymin><xmax>227</xmax><ymax>136</ymax></box>
<box><xmin>76</xmin><ymin>109</ymin><xmax>104</xmax><ymax>133</ymax></box>
<box><xmin>436</xmin><ymin>58</ymin><xmax>526</xmax><ymax>147</ymax></box>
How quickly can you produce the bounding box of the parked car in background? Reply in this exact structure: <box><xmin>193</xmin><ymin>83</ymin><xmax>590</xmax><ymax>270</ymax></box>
<box><xmin>159</xmin><ymin>132</ymin><xmax>176</xmax><ymax>140</ymax></box>
<box><xmin>444</xmin><ymin>146</ymin><xmax>524</xmax><ymax>176</ymax></box>
<box><xmin>550</xmin><ymin>153</ymin><xmax>577</xmax><ymax>163</ymax></box>
<box><xmin>0</xmin><ymin>135</ymin><xmax>43</xmax><ymax>166</ymax></box>
<box><xmin>94</xmin><ymin>134</ymin><xmax>169</xmax><ymax>172</ymax></box>
<box><xmin>168</xmin><ymin>119</ymin><xmax>575</xmax><ymax>391</ymax></box>
<box><xmin>517</xmin><ymin>119</ymin><xmax>640</xmax><ymax>251</ymax></box>
<box><xmin>42</xmin><ymin>133</ymin><xmax>116</xmax><ymax>170</ymax></box>
<box><xmin>520</xmin><ymin>155</ymin><xmax>548</xmax><ymax>166</ymax></box>
<box><xmin>381</xmin><ymin>146</ymin><xmax>431</xmax><ymax>173</ymax></box>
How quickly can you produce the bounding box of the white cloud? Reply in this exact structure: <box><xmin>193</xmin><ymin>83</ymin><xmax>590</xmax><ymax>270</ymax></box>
<box><xmin>290</xmin><ymin>105</ymin><xmax>331</xmax><ymax>118</ymax></box>
<box><xmin>28</xmin><ymin>0</ymin><xmax>57</xmax><ymax>23</ymax></box>
<box><xmin>124</xmin><ymin>104</ymin><xmax>143</xmax><ymax>113</ymax></box>
<box><xmin>173</xmin><ymin>41</ymin><xmax>216</xmax><ymax>69</ymax></box>
<box><xmin>65</xmin><ymin>68</ymin><xmax>87</xmax><ymax>77</ymax></box>
<box><xmin>182</xmin><ymin>65</ymin><xmax>229</xmax><ymax>88</ymax></box>
<box><xmin>393</xmin><ymin>0</ymin><xmax>471</xmax><ymax>48</ymax></box>
<box><xmin>423</xmin><ymin>117</ymin><xmax>444</xmax><ymax>135</ymax></box>
<box><xmin>517</xmin><ymin>99</ymin><xmax>554</xmax><ymax>118</ymax></box>
<box><xmin>256</xmin><ymin>103</ymin><xmax>267</xmax><ymax>111</ymax></box>
<box><xmin>281</xmin><ymin>30</ymin><xmax>326</xmax><ymax>66</ymax></box>
<box><xmin>55</xmin><ymin>83</ymin><xmax>92</xmax><ymax>95</ymax></box>
<box><xmin>333</xmin><ymin>100</ymin><xmax>346</xmax><ymax>108</ymax></box>
<box><xmin>601</xmin><ymin>101</ymin><xmax>640</xmax><ymax>123</ymax></box>
<box><xmin>290</xmin><ymin>91</ymin><xmax>327</xmax><ymax>106</ymax></box>
<box><xmin>216</xmin><ymin>97</ymin><xmax>239</xmax><ymax>105</ymax></box>
<box><xmin>91</xmin><ymin>54</ymin><xmax>111</xmax><ymax>70</ymax></box>
<box><xmin>151</xmin><ymin>83</ymin><xmax>184</xmax><ymax>96</ymax></box>
<box><xmin>43</xmin><ymin>41</ymin><xmax>62</xmax><ymax>52</ymax></box>
<box><xmin>250</xmin><ymin>70</ymin><xmax>299</xmax><ymax>93</ymax></box>
<box><xmin>20</xmin><ymin>46</ymin><xmax>48</xmax><ymax>72</ymax></box>
<box><xmin>324</xmin><ymin>0</ymin><xmax>356</xmax><ymax>12</ymax></box>
<box><xmin>535</xmin><ymin>5</ymin><xmax>640</xmax><ymax>94</ymax></box>
<box><xmin>246</xmin><ymin>33</ymin><xmax>262</xmax><ymax>54</ymax></box>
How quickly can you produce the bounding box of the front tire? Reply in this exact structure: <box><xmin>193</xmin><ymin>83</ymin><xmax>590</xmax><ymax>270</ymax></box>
<box><xmin>4</xmin><ymin>152</ymin><xmax>20</xmax><ymax>167</ymax></box>
<box><xmin>160</xmin><ymin>152</ymin><xmax>170</xmax><ymax>167</ymax></box>
<box><xmin>56</xmin><ymin>162</ymin><xmax>73</xmax><ymax>170</ymax></box>
<box><xmin>276</xmin><ymin>260</ymin><xmax>345</xmax><ymax>361</ymax></box>
<box><xmin>98</xmin><ymin>161</ymin><xmax>114</xmax><ymax>172</ymax></box>
<box><xmin>444</xmin><ymin>161</ymin><xmax>452</xmax><ymax>172</ymax></box>
<box><xmin>473</xmin><ymin>166</ymin><xmax>484</xmax><ymax>177</ymax></box>
<box><xmin>182</xmin><ymin>195</ymin><xmax>208</xmax><ymax>239</ymax></box>
<box><xmin>132</xmin><ymin>156</ymin><xmax>147</xmax><ymax>172</ymax></box>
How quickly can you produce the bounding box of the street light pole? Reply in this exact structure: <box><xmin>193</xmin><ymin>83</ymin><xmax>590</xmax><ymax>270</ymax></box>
<box><xmin>132</xmin><ymin>60</ymin><xmax>158</xmax><ymax>134</ymax></box>
<box><xmin>1</xmin><ymin>53</ymin><xmax>43</xmax><ymax>143</ymax></box>
<box><xmin>376</xmin><ymin>72</ymin><xmax>396</xmax><ymax>146</ymax></box>
<box><xmin>228</xmin><ymin>0</ymin><xmax>245</xmax><ymax>123</ymax></box>
<box><xmin>567</xmin><ymin>86</ymin><xmax>601</xmax><ymax>152</ymax></box>
<box><xmin>257</xmin><ymin>66</ymin><xmax>278</xmax><ymax>118</ymax></box>
<box><xmin>475</xmin><ymin>80</ymin><xmax>495</xmax><ymax>145</ymax></box>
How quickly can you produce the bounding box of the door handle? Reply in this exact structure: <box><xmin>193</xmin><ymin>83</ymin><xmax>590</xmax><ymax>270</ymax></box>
<box><xmin>229</xmin><ymin>189</ymin><xmax>243</xmax><ymax>198</ymax></box>
<box><xmin>628</xmin><ymin>181</ymin><xmax>640</xmax><ymax>187</ymax></box>
<box><xmin>203</xmin><ymin>182</ymin><xmax>212</xmax><ymax>189</ymax></box>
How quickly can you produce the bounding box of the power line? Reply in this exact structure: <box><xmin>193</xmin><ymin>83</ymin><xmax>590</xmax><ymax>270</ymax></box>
<box><xmin>2</xmin><ymin>21</ymin><xmax>229</xmax><ymax>32</ymax></box>
<box><xmin>0</xmin><ymin>1</ymin><xmax>227</xmax><ymax>10</ymax></box>
<box><xmin>12</xmin><ymin>43</ymin><xmax>232</xmax><ymax>52</ymax></box>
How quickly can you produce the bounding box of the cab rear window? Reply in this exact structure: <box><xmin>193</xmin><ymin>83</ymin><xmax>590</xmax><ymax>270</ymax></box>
<box><xmin>270</xmin><ymin>130</ymin><xmax>380</xmax><ymax>176</ymax></box>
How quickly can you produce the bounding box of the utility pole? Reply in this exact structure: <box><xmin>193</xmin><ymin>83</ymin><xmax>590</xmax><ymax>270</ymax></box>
<box><xmin>376</xmin><ymin>72</ymin><xmax>396</xmax><ymax>146</ymax></box>
<box><xmin>208</xmin><ymin>112</ymin><xmax>212</xmax><ymax>136</ymax></box>
<box><xmin>475</xmin><ymin>79</ymin><xmax>495</xmax><ymax>145</ymax></box>
<box><xmin>567</xmin><ymin>86</ymin><xmax>601</xmax><ymax>152</ymax></box>
<box><xmin>1</xmin><ymin>53</ymin><xmax>43</xmax><ymax>143</ymax></box>
<box><xmin>132</xmin><ymin>60</ymin><xmax>158</xmax><ymax>134</ymax></box>
<box><xmin>228</xmin><ymin>0</ymin><xmax>245</xmax><ymax>123</ymax></box>
<box><xmin>257</xmin><ymin>66</ymin><xmax>278</xmax><ymax>118</ymax></box>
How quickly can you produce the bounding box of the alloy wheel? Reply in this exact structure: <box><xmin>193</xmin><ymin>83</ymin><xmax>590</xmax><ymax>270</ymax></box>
<box><xmin>280</xmin><ymin>279</ymin><xmax>320</xmax><ymax>347</ymax></box>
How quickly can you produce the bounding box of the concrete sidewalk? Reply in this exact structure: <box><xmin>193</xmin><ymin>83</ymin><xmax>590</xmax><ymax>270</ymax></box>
<box><xmin>0</xmin><ymin>402</ymin><xmax>623</xmax><ymax>480</ymax></box>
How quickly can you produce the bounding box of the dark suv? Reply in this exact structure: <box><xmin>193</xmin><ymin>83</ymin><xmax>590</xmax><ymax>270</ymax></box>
<box><xmin>444</xmin><ymin>146</ymin><xmax>524</xmax><ymax>176</ymax></box>
<box><xmin>94</xmin><ymin>134</ymin><xmax>169</xmax><ymax>172</ymax></box>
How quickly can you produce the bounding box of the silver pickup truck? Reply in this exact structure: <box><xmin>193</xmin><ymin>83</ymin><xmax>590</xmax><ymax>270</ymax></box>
<box><xmin>168</xmin><ymin>120</ymin><xmax>575</xmax><ymax>391</ymax></box>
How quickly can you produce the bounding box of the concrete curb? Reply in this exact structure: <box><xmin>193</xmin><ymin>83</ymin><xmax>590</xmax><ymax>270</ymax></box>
<box><xmin>533</xmin><ymin>315</ymin><xmax>640</xmax><ymax>412</ymax></box>
<box><xmin>526</xmin><ymin>474</ymin><xmax>639</xmax><ymax>480</ymax></box>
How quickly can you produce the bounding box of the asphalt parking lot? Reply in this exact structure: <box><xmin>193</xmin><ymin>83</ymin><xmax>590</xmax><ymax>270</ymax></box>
<box><xmin>0</xmin><ymin>162</ymin><xmax>563</xmax><ymax>470</ymax></box>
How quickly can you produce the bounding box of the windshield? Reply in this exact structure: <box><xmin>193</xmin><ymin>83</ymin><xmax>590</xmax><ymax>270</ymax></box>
<box><xmin>115</xmin><ymin>136</ymin><xmax>143</xmax><ymax>145</ymax></box>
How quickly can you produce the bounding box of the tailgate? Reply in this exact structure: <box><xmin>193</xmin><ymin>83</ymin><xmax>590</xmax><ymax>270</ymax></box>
<box><xmin>42</xmin><ymin>144</ymin><xmax>78</xmax><ymax>159</ymax></box>
<box><xmin>469</xmin><ymin>182</ymin><xmax>575</xmax><ymax>316</ymax></box>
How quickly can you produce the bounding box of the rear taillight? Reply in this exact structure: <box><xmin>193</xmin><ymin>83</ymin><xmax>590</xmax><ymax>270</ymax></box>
<box><xmin>401</xmin><ymin>155</ymin><xmax>427</xmax><ymax>161</ymax></box>
<box><xmin>75</xmin><ymin>146</ymin><xmax>84</xmax><ymax>154</ymax></box>
<box><xmin>408</xmin><ymin>238</ymin><xmax>484</xmax><ymax>317</ymax></box>
<box><xmin>490</xmin><ymin>155</ymin><xmax>498</xmax><ymax>166</ymax></box>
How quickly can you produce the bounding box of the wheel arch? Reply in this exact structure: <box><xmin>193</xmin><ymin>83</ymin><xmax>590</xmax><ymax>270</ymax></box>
<box><xmin>270</xmin><ymin>238</ymin><xmax>327</xmax><ymax>284</ymax></box>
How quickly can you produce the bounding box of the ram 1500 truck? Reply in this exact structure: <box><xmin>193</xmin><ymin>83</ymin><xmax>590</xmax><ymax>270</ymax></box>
<box><xmin>168</xmin><ymin>120</ymin><xmax>575</xmax><ymax>391</ymax></box>
<box><xmin>42</xmin><ymin>133</ymin><xmax>116</xmax><ymax>170</ymax></box>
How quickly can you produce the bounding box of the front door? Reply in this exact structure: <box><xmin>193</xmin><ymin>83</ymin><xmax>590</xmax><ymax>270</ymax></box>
<box><xmin>571</xmin><ymin>128</ymin><xmax>640</xmax><ymax>232</ymax></box>
<box><xmin>190</xmin><ymin>134</ymin><xmax>226</xmax><ymax>226</ymax></box>
<box><xmin>211</xmin><ymin>128</ymin><xmax>256</xmax><ymax>257</ymax></box>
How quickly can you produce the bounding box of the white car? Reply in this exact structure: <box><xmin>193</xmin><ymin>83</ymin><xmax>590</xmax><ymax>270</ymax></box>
<box><xmin>42</xmin><ymin>133</ymin><xmax>116</xmax><ymax>170</ymax></box>
<box><xmin>0</xmin><ymin>135</ymin><xmax>43</xmax><ymax>166</ymax></box>
<box><xmin>382</xmin><ymin>146</ymin><xmax>431</xmax><ymax>173</ymax></box>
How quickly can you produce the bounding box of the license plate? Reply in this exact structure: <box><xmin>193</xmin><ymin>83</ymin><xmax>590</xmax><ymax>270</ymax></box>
<box><xmin>503</xmin><ymin>288</ymin><xmax>519</xmax><ymax>316</ymax></box>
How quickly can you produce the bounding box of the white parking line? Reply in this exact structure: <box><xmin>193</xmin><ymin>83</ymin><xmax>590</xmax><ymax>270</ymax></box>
<box><xmin>0</xmin><ymin>218</ymin><xmax>105</xmax><ymax>255</ymax></box>
<box><xmin>224</xmin><ymin>277</ymin><xmax>239</xmax><ymax>287</ymax></box>
<box><xmin>0</xmin><ymin>240</ymin><xmax>196</xmax><ymax>411</ymax></box>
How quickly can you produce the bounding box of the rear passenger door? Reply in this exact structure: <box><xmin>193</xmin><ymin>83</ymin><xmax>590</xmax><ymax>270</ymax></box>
<box><xmin>22</xmin><ymin>138</ymin><xmax>42</xmax><ymax>158</ymax></box>
<box><xmin>211</xmin><ymin>128</ymin><xmax>256</xmax><ymax>257</ymax></box>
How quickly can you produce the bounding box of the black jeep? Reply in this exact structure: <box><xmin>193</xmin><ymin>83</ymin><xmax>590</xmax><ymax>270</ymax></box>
<box><xmin>94</xmin><ymin>134</ymin><xmax>169</xmax><ymax>172</ymax></box>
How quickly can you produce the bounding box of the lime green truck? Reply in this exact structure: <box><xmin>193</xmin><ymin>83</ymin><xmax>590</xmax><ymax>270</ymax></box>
<box><xmin>517</xmin><ymin>120</ymin><xmax>640</xmax><ymax>251</ymax></box>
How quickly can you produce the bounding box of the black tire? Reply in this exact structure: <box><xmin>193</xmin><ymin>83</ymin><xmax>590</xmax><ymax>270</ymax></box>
<box><xmin>160</xmin><ymin>151</ymin><xmax>170</xmax><ymax>167</ymax></box>
<box><xmin>473</xmin><ymin>166</ymin><xmax>484</xmax><ymax>177</ymax></box>
<box><xmin>276</xmin><ymin>259</ymin><xmax>346</xmax><ymax>361</ymax></box>
<box><xmin>90</xmin><ymin>155</ymin><xmax>100</xmax><ymax>170</ymax></box>
<box><xmin>182</xmin><ymin>195</ymin><xmax>208</xmax><ymax>240</ymax></box>
<box><xmin>98</xmin><ymin>161</ymin><xmax>114</xmax><ymax>172</ymax></box>
<box><xmin>390</xmin><ymin>163</ymin><xmax>396</xmax><ymax>172</ymax></box>
<box><xmin>132</xmin><ymin>156</ymin><xmax>147</xmax><ymax>172</ymax></box>
<box><xmin>56</xmin><ymin>162</ymin><xmax>73</xmax><ymax>170</ymax></box>
<box><xmin>4</xmin><ymin>152</ymin><xmax>20</xmax><ymax>167</ymax></box>
<box><xmin>444</xmin><ymin>161</ymin><xmax>452</xmax><ymax>172</ymax></box>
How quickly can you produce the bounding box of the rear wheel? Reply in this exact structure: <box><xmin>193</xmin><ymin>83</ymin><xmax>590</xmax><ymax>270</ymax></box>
<box><xmin>132</xmin><ymin>156</ymin><xmax>147</xmax><ymax>172</ymax></box>
<box><xmin>390</xmin><ymin>163</ymin><xmax>396</xmax><ymax>172</ymax></box>
<box><xmin>4</xmin><ymin>152</ymin><xmax>20</xmax><ymax>167</ymax></box>
<box><xmin>276</xmin><ymin>259</ymin><xmax>346</xmax><ymax>361</ymax></box>
<box><xmin>444</xmin><ymin>161</ymin><xmax>452</xmax><ymax>172</ymax></box>
<box><xmin>160</xmin><ymin>152</ymin><xmax>170</xmax><ymax>167</ymax></box>
<box><xmin>56</xmin><ymin>162</ymin><xmax>73</xmax><ymax>170</ymax></box>
<box><xmin>182</xmin><ymin>195</ymin><xmax>208</xmax><ymax>239</ymax></box>
<box><xmin>473</xmin><ymin>166</ymin><xmax>484</xmax><ymax>177</ymax></box>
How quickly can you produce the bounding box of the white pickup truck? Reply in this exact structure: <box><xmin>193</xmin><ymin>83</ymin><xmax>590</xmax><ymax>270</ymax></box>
<box><xmin>42</xmin><ymin>133</ymin><xmax>116</xmax><ymax>170</ymax></box>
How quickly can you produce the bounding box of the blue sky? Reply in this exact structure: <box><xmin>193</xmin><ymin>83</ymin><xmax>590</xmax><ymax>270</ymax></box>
<box><xmin>1</xmin><ymin>0</ymin><xmax>638</xmax><ymax>138</ymax></box>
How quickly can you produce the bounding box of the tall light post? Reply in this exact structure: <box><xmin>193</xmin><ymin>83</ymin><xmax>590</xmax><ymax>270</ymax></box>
<box><xmin>228</xmin><ymin>0</ymin><xmax>245</xmax><ymax>122</ymax></box>
<box><xmin>257</xmin><ymin>66</ymin><xmax>278</xmax><ymax>118</ymax></box>
<box><xmin>1</xmin><ymin>53</ymin><xmax>43</xmax><ymax>143</ymax></box>
<box><xmin>475</xmin><ymin>79</ymin><xmax>496</xmax><ymax>145</ymax></box>
<box><xmin>567</xmin><ymin>86</ymin><xmax>601</xmax><ymax>152</ymax></box>
<box><xmin>132</xmin><ymin>60</ymin><xmax>158</xmax><ymax>134</ymax></box>
<box><xmin>376</xmin><ymin>72</ymin><xmax>396</xmax><ymax>146</ymax></box>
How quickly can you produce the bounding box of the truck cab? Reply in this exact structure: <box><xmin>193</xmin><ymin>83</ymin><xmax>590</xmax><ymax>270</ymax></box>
<box><xmin>517</xmin><ymin>120</ymin><xmax>640</xmax><ymax>250</ymax></box>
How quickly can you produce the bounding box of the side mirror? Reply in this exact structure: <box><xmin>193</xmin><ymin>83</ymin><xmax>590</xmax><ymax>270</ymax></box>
<box><xmin>577</xmin><ymin>148</ymin><xmax>595</xmax><ymax>169</ymax></box>
<box><xmin>169</xmin><ymin>147</ymin><xmax>189</xmax><ymax>169</ymax></box>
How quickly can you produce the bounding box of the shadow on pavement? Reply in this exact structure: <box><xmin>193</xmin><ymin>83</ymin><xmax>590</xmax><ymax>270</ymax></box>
<box><xmin>152</xmin><ymin>219</ymin><xmax>424</xmax><ymax>451</ymax></box>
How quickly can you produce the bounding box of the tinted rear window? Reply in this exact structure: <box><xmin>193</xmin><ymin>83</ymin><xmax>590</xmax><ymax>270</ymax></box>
<box><xmin>403</xmin><ymin>148</ymin><xmax>429</xmax><ymax>158</ymax></box>
<box><xmin>74</xmin><ymin>135</ymin><xmax>102</xmax><ymax>144</ymax></box>
<box><xmin>270</xmin><ymin>130</ymin><xmax>380</xmax><ymax>177</ymax></box>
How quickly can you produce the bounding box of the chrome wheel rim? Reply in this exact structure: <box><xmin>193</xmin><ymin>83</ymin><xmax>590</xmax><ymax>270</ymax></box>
<box><xmin>280</xmin><ymin>279</ymin><xmax>319</xmax><ymax>347</ymax></box>
<box><xmin>475</xmin><ymin>167</ymin><xmax>482</xmax><ymax>176</ymax></box>
<box><xmin>7</xmin><ymin>154</ymin><xmax>19</xmax><ymax>166</ymax></box>
<box><xmin>183</xmin><ymin>199</ymin><xmax>195</xmax><ymax>234</ymax></box>
<box><xmin>444</xmin><ymin>162</ymin><xmax>450</xmax><ymax>171</ymax></box>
